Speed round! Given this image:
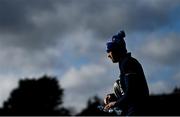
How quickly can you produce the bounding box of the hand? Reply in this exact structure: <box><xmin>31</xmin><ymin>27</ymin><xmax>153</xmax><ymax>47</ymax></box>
<box><xmin>104</xmin><ymin>101</ymin><xmax>116</xmax><ymax>111</ymax></box>
<box><xmin>104</xmin><ymin>94</ymin><xmax>117</xmax><ymax>105</ymax></box>
<box><xmin>104</xmin><ymin>95</ymin><xmax>111</xmax><ymax>105</ymax></box>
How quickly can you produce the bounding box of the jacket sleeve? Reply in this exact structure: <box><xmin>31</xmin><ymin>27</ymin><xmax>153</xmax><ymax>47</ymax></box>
<box><xmin>114</xmin><ymin>73</ymin><xmax>138</xmax><ymax>108</ymax></box>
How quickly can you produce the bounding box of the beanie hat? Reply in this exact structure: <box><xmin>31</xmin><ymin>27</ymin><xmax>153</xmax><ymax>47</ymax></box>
<box><xmin>106</xmin><ymin>30</ymin><xmax>127</xmax><ymax>53</ymax></box>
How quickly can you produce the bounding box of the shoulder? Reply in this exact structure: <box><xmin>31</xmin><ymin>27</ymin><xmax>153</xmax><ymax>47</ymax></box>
<box><xmin>129</xmin><ymin>56</ymin><xmax>141</xmax><ymax>66</ymax></box>
<box><xmin>124</xmin><ymin>56</ymin><xmax>139</xmax><ymax>66</ymax></box>
<box><xmin>123</xmin><ymin>56</ymin><xmax>142</xmax><ymax>73</ymax></box>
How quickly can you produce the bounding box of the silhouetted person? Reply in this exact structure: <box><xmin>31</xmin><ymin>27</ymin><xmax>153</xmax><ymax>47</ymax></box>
<box><xmin>104</xmin><ymin>30</ymin><xmax>149</xmax><ymax>116</ymax></box>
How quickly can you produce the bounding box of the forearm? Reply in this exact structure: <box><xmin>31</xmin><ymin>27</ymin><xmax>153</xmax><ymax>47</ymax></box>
<box><xmin>114</xmin><ymin>73</ymin><xmax>137</xmax><ymax>108</ymax></box>
<box><xmin>114</xmin><ymin>91</ymin><xmax>128</xmax><ymax>108</ymax></box>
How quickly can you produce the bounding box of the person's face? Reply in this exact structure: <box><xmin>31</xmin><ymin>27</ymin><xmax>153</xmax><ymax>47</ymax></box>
<box><xmin>107</xmin><ymin>51</ymin><xmax>119</xmax><ymax>63</ymax></box>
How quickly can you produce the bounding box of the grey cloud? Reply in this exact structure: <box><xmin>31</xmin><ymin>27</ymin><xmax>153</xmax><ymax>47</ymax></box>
<box><xmin>139</xmin><ymin>33</ymin><xmax>180</xmax><ymax>66</ymax></box>
<box><xmin>0</xmin><ymin>0</ymin><xmax>58</xmax><ymax>32</ymax></box>
<box><xmin>63</xmin><ymin>0</ymin><xmax>180</xmax><ymax>38</ymax></box>
<box><xmin>0</xmin><ymin>0</ymin><xmax>179</xmax><ymax>79</ymax></box>
<box><xmin>1</xmin><ymin>0</ymin><xmax>180</xmax><ymax>51</ymax></box>
<box><xmin>0</xmin><ymin>0</ymin><xmax>66</xmax><ymax>51</ymax></box>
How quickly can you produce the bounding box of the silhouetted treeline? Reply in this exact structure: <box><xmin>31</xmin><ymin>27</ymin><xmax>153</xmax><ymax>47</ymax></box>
<box><xmin>77</xmin><ymin>87</ymin><xmax>180</xmax><ymax>116</ymax></box>
<box><xmin>147</xmin><ymin>87</ymin><xmax>180</xmax><ymax>116</ymax></box>
<box><xmin>0</xmin><ymin>75</ymin><xmax>71</xmax><ymax>116</ymax></box>
<box><xmin>0</xmin><ymin>75</ymin><xmax>180</xmax><ymax>116</ymax></box>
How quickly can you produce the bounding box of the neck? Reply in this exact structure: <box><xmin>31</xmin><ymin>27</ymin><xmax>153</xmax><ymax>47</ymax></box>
<box><xmin>118</xmin><ymin>52</ymin><xmax>131</xmax><ymax>63</ymax></box>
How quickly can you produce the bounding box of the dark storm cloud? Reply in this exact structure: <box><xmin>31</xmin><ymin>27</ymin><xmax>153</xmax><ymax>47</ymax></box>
<box><xmin>0</xmin><ymin>0</ymin><xmax>58</xmax><ymax>32</ymax></box>
<box><xmin>58</xmin><ymin>0</ymin><xmax>180</xmax><ymax>38</ymax></box>
<box><xmin>1</xmin><ymin>0</ymin><xmax>180</xmax><ymax>51</ymax></box>
<box><xmin>0</xmin><ymin>0</ymin><xmax>65</xmax><ymax>51</ymax></box>
<box><xmin>0</xmin><ymin>0</ymin><xmax>179</xmax><ymax>72</ymax></box>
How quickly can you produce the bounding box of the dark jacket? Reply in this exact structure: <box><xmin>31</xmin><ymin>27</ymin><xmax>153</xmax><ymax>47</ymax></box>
<box><xmin>115</xmin><ymin>53</ymin><xmax>149</xmax><ymax>116</ymax></box>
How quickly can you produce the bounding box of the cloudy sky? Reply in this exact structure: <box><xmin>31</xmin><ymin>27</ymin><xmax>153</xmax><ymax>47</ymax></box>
<box><xmin>0</xmin><ymin>0</ymin><xmax>180</xmax><ymax>113</ymax></box>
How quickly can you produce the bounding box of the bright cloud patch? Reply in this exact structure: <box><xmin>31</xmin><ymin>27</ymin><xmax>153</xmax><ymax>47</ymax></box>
<box><xmin>149</xmin><ymin>81</ymin><xmax>172</xmax><ymax>94</ymax></box>
<box><xmin>60</xmin><ymin>64</ymin><xmax>115</xmax><ymax>112</ymax></box>
<box><xmin>0</xmin><ymin>76</ymin><xmax>18</xmax><ymax>107</ymax></box>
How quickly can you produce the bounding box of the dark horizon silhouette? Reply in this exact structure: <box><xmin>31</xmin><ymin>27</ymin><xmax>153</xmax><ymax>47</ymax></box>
<box><xmin>0</xmin><ymin>75</ymin><xmax>179</xmax><ymax>116</ymax></box>
<box><xmin>0</xmin><ymin>75</ymin><xmax>71</xmax><ymax>116</ymax></box>
<box><xmin>78</xmin><ymin>87</ymin><xmax>180</xmax><ymax>116</ymax></box>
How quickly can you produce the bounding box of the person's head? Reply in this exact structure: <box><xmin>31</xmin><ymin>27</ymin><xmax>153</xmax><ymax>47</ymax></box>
<box><xmin>106</xmin><ymin>30</ymin><xmax>127</xmax><ymax>63</ymax></box>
